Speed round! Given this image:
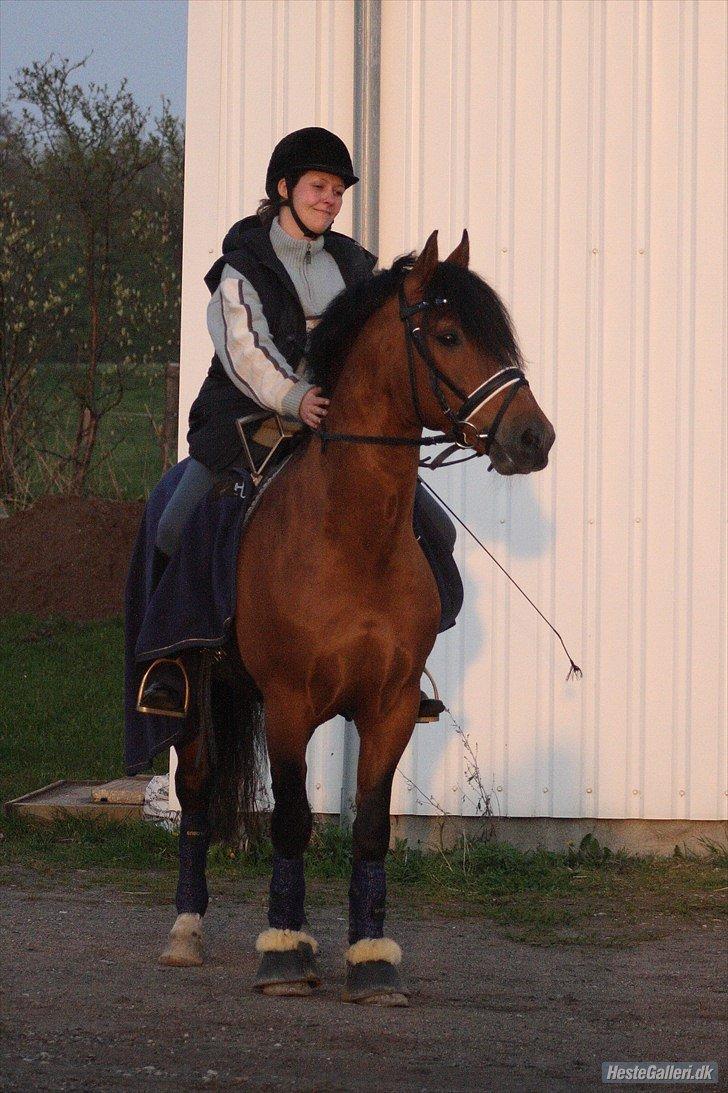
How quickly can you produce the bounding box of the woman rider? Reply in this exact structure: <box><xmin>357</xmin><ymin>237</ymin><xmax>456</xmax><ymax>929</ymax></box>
<box><xmin>141</xmin><ymin>127</ymin><xmax>454</xmax><ymax>719</ymax></box>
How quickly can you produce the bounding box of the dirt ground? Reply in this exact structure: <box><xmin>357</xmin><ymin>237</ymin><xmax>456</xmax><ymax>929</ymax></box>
<box><xmin>2</xmin><ymin>874</ymin><xmax>725</xmax><ymax>1092</ymax></box>
<box><xmin>0</xmin><ymin>496</ymin><xmax>142</xmax><ymax>620</ymax></box>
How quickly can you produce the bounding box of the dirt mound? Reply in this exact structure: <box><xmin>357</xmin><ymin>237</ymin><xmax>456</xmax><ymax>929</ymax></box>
<box><xmin>0</xmin><ymin>496</ymin><xmax>144</xmax><ymax>621</ymax></box>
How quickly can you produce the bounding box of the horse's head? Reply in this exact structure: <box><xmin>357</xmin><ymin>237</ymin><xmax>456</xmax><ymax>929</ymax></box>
<box><xmin>400</xmin><ymin>230</ymin><xmax>555</xmax><ymax>475</ymax></box>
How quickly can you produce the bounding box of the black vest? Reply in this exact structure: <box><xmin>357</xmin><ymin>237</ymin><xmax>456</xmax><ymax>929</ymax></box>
<box><xmin>187</xmin><ymin>216</ymin><xmax>376</xmax><ymax>471</ymax></box>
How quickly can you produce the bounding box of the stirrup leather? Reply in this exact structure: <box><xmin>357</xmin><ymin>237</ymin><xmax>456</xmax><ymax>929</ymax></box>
<box><xmin>136</xmin><ymin>657</ymin><xmax>190</xmax><ymax>718</ymax></box>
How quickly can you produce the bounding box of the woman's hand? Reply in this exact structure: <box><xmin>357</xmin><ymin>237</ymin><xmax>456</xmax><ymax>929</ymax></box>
<box><xmin>299</xmin><ymin>386</ymin><xmax>330</xmax><ymax>429</ymax></box>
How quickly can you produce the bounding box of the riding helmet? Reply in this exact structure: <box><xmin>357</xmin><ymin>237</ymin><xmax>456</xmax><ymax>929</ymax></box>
<box><xmin>265</xmin><ymin>127</ymin><xmax>359</xmax><ymax>199</ymax></box>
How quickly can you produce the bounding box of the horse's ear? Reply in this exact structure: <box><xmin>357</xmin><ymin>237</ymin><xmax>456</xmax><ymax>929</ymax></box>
<box><xmin>446</xmin><ymin>229</ymin><xmax>469</xmax><ymax>269</ymax></box>
<box><xmin>404</xmin><ymin>230</ymin><xmax>440</xmax><ymax>300</ymax></box>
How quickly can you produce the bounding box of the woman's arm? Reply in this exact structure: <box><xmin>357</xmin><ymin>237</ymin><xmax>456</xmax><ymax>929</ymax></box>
<box><xmin>207</xmin><ymin>264</ymin><xmax>313</xmax><ymax>418</ymax></box>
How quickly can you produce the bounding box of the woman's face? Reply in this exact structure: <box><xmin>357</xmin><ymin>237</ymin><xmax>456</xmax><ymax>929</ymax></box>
<box><xmin>278</xmin><ymin>170</ymin><xmax>345</xmax><ymax>235</ymax></box>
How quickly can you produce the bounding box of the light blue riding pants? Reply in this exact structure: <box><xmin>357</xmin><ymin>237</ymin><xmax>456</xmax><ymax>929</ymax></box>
<box><xmin>155</xmin><ymin>458</ymin><xmax>215</xmax><ymax>557</ymax></box>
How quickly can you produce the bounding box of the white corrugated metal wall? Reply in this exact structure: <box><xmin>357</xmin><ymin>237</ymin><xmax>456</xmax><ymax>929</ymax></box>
<box><xmin>180</xmin><ymin>0</ymin><xmax>727</xmax><ymax>821</ymax></box>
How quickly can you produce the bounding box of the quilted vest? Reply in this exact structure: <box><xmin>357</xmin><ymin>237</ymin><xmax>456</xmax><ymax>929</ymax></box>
<box><xmin>187</xmin><ymin>215</ymin><xmax>376</xmax><ymax>471</ymax></box>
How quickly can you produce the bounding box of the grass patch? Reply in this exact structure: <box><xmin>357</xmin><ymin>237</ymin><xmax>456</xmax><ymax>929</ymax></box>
<box><xmin>2</xmin><ymin>614</ymin><xmax>726</xmax><ymax>944</ymax></box>
<box><xmin>0</xmin><ymin>614</ymin><xmax>152</xmax><ymax>804</ymax></box>
<box><xmin>14</xmin><ymin>361</ymin><xmax>166</xmax><ymax>505</ymax></box>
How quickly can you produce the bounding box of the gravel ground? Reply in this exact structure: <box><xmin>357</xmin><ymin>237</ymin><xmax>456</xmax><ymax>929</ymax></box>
<box><xmin>1</xmin><ymin>876</ymin><xmax>725</xmax><ymax>1092</ymax></box>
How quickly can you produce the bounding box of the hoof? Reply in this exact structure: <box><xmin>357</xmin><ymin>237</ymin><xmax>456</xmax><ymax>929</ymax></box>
<box><xmin>342</xmin><ymin>939</ymin><xmax>409</xmax><ymax>1006</ymax></box>
<box><xmin>254</xmin><ymin>929</ymin><xmax>320</xmax><ymax>994</ymax></box>
<box><xmin>259</xmin><ymin>980</ymin><xmax>313</xmax><ymax>998</ymax></box>
<box><xmin>159</xmin><ymin>912</ymin><xmax>204</xmax><ymax>967</ymax></box>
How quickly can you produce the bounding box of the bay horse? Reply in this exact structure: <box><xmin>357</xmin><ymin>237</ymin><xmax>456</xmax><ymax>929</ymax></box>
<box><xmin>160</xmin><ymin>230</ymin><xmax>555</xmax><ymax>1004</ymax></box>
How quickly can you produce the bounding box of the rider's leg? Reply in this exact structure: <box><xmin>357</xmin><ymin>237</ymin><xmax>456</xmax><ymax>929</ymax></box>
<box><xmin>160</xmin><ymin>729</ymin><xmax>212</xmax><ymax>966</ymax></box>
<box><xmin>413</xmin><ymin>481</ymin><xmax>462</xmax><ymax>722</ymax></box>
<box><xmin>140</xmin><ymin>459</ymin><xmax>216</xmax><ymax>714</ymax></box>
<box><xmin>414</xmin><ymin>479</ymin><xmax>457</xmax><ymax>553</ymax></box>
<box><xmin>155</xmin><ymin>458</ymin><xmax>216</xmax><ymax>558</ymax></box>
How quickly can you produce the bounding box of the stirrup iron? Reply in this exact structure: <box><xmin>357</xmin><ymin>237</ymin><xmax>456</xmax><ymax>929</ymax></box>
<box><xmin>416</xmin><ymin>667</ymin><xmax>445</xmax><ymax>724</ymax></box>
<box><xmin>136</xmin><ymin>657</ymin><xmax>190</xmax><ymax>718</ymax></box>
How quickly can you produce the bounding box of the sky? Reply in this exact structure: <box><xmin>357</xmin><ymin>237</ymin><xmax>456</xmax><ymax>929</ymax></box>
<box><xmin>0</xmin><ymin>0</ymin><xmax>188</xmax><ymax>120</ymax></box>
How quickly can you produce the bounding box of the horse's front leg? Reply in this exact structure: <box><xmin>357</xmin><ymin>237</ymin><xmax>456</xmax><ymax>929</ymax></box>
<box><xmin>254</xmin><ymin>703</ymin><xmax>320</xmax><ymax>996</ymax></box>
<box><xmin>159</xmin><ymin>730</ymin><xmax>211</xmax><ymax>967</ymax></box>
<box><xmin>343</xmin><ymin>688</ymin><xmax>420</xmax><ymax>1007</ymax></box>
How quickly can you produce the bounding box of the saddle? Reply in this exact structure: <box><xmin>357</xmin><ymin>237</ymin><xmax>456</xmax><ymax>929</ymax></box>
<box><xmin>234</xmin><ymin>409</ymin><xmax>302</xmax><ymax>487</ymax></box>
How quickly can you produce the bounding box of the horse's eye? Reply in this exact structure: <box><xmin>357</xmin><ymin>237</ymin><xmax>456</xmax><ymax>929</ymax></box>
<box><xmin>436</xmin><ymin>330</ymin><xmax>460</xmax><ymax>347</ymax></box>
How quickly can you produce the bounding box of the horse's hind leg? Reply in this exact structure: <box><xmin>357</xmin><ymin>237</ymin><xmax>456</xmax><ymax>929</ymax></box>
<box><xmin>342</xmin><ymin>697</ymin><xmax>419</xmax><ymax>1006</ymax></box>
<box><xmin>254</xmin><ymin>704</ymin><xmax>320</xmax><ymax>997</ymax></box>
<box><xmin>159</xmin><ymin>730</ymin><xmax>211</xmax><ymax>967</ymax></box>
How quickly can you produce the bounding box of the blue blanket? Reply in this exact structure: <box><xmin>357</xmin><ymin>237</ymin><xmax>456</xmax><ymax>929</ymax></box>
<box><xmin>124</xmin><ymin>457</ymin><xmax>253</xmax><ymax>774</ymax></box>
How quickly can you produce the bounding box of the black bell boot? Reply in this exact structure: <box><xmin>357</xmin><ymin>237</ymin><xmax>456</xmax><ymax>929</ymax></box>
<box><xmin>343</xmin><ymin>861</ymin><xmax>408</xmax><ymax>1005</ymax></box>
<box><xmin>254</xmin><ymin>857</ymin><xmax>320</xmax><ymax>995</ymax></box>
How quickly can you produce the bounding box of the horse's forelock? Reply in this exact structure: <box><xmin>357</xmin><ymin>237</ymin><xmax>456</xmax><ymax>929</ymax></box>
<box><xmin>428</xmin><ymin>262</ymin><xmax>525</xmax><ymax>373</ymax></box>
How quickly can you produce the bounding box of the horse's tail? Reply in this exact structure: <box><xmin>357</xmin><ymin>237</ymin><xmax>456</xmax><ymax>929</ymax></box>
<box><xmin>198</xmin><ymin>647</ymin><xmax>267</xmax><ymax>846</ymax></box>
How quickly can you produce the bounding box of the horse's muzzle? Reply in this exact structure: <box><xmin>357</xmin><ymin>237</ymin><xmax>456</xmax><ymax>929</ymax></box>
<box><xmin>491</xmin><ymin>416</ymin><xmax>555</xmax><ymax>475</ymax></box>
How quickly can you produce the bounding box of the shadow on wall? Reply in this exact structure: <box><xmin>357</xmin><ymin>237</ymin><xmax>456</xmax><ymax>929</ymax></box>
<box><xmin>403</xmin><ymin>459</ymin><xmax>558</xmax><ymax>819</ymax></box>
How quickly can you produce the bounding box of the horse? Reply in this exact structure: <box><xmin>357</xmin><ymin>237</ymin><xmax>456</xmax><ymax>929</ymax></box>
<box><xmin>159</xmin><ymin>230</ymin><xmax>555</xmax><ymax>1005</ymax></box>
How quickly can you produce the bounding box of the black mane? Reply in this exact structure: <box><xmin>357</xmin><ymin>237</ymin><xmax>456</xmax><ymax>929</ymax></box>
<box><xmin>306</xmin><ymin>254</ymin><xmax>525</xmax><ymax>395</ymax></box>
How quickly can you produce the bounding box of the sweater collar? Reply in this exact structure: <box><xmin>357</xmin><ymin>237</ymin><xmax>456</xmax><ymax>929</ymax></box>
<box><xmin>269</xmin><ymin>216</ymin><xmax>326</xmax><ymax>264</ymax></box>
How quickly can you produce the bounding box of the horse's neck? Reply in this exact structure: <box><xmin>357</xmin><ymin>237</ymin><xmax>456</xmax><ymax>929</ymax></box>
<box><xmin>310</xmin><ymin>343</ymin><xmax>421</xmax><ymax>535</ymax></box>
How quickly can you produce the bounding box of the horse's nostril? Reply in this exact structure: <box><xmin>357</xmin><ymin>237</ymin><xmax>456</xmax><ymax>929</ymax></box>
<box><xmin>520</xmin><ymin>427</ymin><xmax>541</xmax><ymax>453</ymax></box>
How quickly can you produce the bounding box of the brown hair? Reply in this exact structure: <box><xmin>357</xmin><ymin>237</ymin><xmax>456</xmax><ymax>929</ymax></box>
<box><xmin>256</xmin><ymin>194</ymin><xmax>283</xmax><ymax>227</ymax></box>
<box><xmin>257</xmin><ymin>167</ymin><xmax>307</xmax><ymax>227</ymax></box>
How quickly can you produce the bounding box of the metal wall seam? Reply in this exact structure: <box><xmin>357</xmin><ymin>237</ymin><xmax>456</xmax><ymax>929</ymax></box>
<box><xmin>672</xmin><ymin>0</ymin><xmax>698</xmax><ymax>819</ymax></box>
<box><xmin>644</xmin><ymin>1</ymin><xmax>680</xmax><ymax>819</ymax></box>
<box><xmin>449</xmin><ymin>0</ymin><xmax>471</xmax><ymax>820</ymax></box>
<box><xmin>690</xmin><ymin>0</ymin><xmax>727</xmax><ymax>819</ymax></box>
<box><xmin>537</xmin><ymin>0</ymin><xmax>559</xmax><ymax>821</ymax></box>
<box><xmin>495</xmin><ymin>0</ymin><xmax>515</xmax><ymax>818</ymax></box>
<box><xmin>626</xmin><ymin>0</ymin><xmax>649</xmax><ymax>820</ymax></box>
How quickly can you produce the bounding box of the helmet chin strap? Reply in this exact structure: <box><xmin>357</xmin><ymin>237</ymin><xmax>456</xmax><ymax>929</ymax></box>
<box><xmin>284</xmin><ymin>175</ymin><xmax>321</xmax><ymax>240</ymax></box>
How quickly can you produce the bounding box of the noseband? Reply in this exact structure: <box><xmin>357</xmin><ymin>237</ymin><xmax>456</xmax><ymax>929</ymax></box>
<box><xmin>318</xmin><ymin>283</ymin><xmax>529</xmax><ymax>467</ymax></box>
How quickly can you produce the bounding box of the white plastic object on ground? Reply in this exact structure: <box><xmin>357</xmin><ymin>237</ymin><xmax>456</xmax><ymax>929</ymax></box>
<box><xmin>143</xmin><ymin>773</ymin><xmax>180</xmax><ymax>831</ymax></box>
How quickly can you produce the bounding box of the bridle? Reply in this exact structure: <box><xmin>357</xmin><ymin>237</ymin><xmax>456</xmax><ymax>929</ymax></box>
<box><xmin>318</xmin><ymin>283</ymin><xmax>529</xmax><ymax>469</ymax></box>
<box><xmin>398</xmin><ymin>284</ymin><xmax>529</xmax><ymax>465</ymax></box>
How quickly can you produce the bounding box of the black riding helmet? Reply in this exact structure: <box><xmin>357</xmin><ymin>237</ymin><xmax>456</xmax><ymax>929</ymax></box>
<box><xmin>266</xmin><ymin>127</ymin><xmax>358</xmax><ymax>239</ymax></box>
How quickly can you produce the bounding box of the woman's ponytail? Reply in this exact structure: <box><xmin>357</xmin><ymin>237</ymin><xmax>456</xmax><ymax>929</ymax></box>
<box><xmin>256</xmin><ymin>194</ymin><xmax>282</xmax><ymax>227</ymax></box>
